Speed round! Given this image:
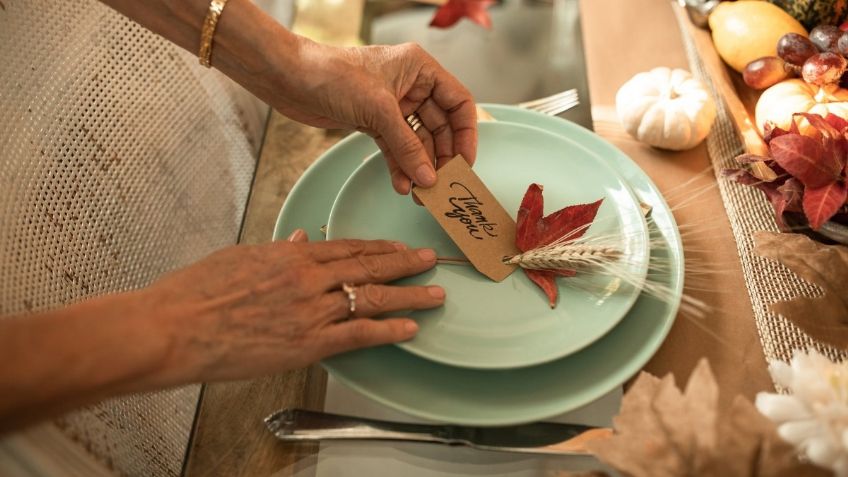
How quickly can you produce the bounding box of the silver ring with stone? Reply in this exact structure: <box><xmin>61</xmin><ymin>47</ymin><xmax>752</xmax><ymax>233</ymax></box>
<box><xmin>405</xmin><ymin>113</ymin><xmax>423</xmax><ymax>132</ymax></box>
<box><xmin>342</xmin><ymin>283</ymin><xmax>357</xmax><ymax>316</ymax></box>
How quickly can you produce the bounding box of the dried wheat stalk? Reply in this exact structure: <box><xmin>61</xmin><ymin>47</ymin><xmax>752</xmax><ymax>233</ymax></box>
<box><xmin>503</xmin><ymin>244</ymin><xmax>621</xmax><ymax>270</ymax></box>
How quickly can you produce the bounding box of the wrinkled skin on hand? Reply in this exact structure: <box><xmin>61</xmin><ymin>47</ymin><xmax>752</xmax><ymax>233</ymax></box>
<box><xmin>268</xmin><ymin>40</ymin><xmax>478</xmax><ymax>195</ymax></box>
<box><xmin>144</xmin><ymin>230</ymin><xmax>445</xmax><ymax>383</ymax></box>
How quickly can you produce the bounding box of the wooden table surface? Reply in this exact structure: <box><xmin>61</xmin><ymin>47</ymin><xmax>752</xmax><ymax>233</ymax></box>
<box><xmin>183</xmin><ymin>1</ymin><xmax>775</xmax><ymax>475</ymax></box>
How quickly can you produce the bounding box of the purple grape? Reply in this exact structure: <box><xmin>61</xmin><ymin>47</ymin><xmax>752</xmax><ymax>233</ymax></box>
<box><xmin>802</xmin><ymin>52</ymin><xmax>848</xmax><ymax>86</ymax></box>
<box><xmin>810</xmin><ymin>24</ymin><xmax>842</xmax><ymax>52</ymax></box>
<box><xmin>778</xmin><ymin>33</ymin><xmax>819</xmax><ymax>66</ymax></box>
<box><xmin>837</xmin><ymin>31</ymin><xmax>848</xmax><ymax>56</ymax></box>
<box><xmin>743</xmin><ymin>56</ymin><xmax>789</xmax><ymax>89</ymax></box>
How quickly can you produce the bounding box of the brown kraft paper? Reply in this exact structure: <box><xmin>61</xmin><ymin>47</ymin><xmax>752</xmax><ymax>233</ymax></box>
<box><xmin>413</xmin><ymin>156</ymin><xmax>519</xmax><ymax>282</ymax></box>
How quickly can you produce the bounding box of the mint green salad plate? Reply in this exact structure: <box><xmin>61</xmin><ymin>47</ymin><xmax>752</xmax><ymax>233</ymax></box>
<box><xmin>326</xmin><ymin>122</ymin><xmax>650</xmax><ymax>369</ymax></box>
<box><xmin>274</xmin><ymin>104</ymin><xmax>683</xmax><ymax>426</ymax></box>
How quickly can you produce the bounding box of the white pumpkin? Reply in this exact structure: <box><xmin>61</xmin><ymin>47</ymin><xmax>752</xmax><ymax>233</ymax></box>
<box><xmin>755</xmin><ymin>79</ymin><xmax>848</xmax><ymax>135</ymax></box>
<box><xmin>615</xmin><ymin>67</ymin><xmax>716</xmax><ymax>151</ymax></box>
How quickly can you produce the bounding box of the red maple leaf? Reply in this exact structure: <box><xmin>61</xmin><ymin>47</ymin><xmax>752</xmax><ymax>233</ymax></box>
<box><xmin>429</xmin><ymin>0</ymin><xmax>495</xmax><ymax>29</ymax></box>
<box><xmin>726</xmin><ymin>112</ymin><xmax>848</xmax><ymax>231</ymax></box>
<box><xmin>516</xmin><ymin>184</ymin><xmax>603</xmax><ymax>308</ymax></box>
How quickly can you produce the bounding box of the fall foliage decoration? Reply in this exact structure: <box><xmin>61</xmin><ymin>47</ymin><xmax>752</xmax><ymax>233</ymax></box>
<box><xmin>429</xmin><ymin>0</ymin><xmax>495</xmax><ymax>29</ymax></box>
<box><xmin>757</xmin><ymin>349</ymin><xmax>848</xmax><ymax>476</ymax></box>
<box><xmin>587</xmin><ymin>359</ymin><xmax>829</xmax><ymax>477</ymax></box>
<box><xmin>725</xmin><ymin>112</ymin><xmax>848</xmax><ymax>230</ymax></box>
<box><xmin>511</xmin><ymin>183</ymin><xmax>604</xmax><ymax>308</ymax></box>
<box><xmin>754</xmin><ymin>231</ymin><xmax>848</xmax><ymax>348</ymax></box>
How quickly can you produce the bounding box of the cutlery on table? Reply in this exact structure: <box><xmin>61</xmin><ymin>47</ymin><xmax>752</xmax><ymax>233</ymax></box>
<box><xmin>265</xmin><ymin>409</ymin><xmax>612</xmax><ymax>455</ymax></box>
<box><xmin>495</xmin><ymin>89</ymin><xmax>653</xmax><ymax>215</ymax></box>
<box><xmin>477</xmin><ymin>88</ymin><xmax>580</xmax><ymax>120</ymax></box>
<box><xmin>517</xmin><ymin>88</ymin><xmax>580</xmax><ymax>116</ymax></box>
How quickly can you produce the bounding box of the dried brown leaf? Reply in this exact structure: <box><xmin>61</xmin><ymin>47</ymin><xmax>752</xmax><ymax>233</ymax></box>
<box><xmin>681</xmin><ymin>359</ymin><xmax>719</xmax><ymax>471</ymax></box>
<box><xmin>713</xmin><ymin>395</ymin><xmax>831</xmax><ymax>477</ymax></box>
<box><xmin>588</xmin><ymin>359</ymin><xmax>829</xmax><ymax>477</ymax></box>
<box><xmin>590</xmin><ymin>372</ymin><xmax>685</xmax><ymax>477</ymax></box>
<box><xmin>754</xmin><ymin>231</ymin><xmax>848</xmax><ymax>348</ymax></box>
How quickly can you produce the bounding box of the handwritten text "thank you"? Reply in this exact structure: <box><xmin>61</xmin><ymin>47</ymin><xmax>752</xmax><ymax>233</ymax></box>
<box><xmin>445</xmin><ymin>182</ymin><xmax>499</xmax><ymax>240</ymax></box>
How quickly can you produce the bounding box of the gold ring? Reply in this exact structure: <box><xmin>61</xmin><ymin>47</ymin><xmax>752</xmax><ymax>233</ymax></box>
<box><xmin>405</xmin><ymin>113</ymin><xmax>423</xmax><ymax>132</ymax></box>
<box><xmin>342</xmin><ymin>283</ymin><xmax>357</xmax><ymax>316</ymax></box>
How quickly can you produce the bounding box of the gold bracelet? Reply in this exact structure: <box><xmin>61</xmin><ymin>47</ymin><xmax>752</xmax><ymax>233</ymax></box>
<box><xmin>198</xmin><ymin>0</ymin><xmax>230</xmax><ymax>67</ymax></box>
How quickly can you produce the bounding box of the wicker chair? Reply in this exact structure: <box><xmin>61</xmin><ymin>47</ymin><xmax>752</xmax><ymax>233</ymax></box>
<box><xmin>0</xmin><ymin>1</ymin><xmax>282</xmax><ymax>474</ymax></box>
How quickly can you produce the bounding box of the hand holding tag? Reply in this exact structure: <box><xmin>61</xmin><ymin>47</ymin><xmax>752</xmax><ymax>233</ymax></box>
<box><xmin>413</xmin><ymin>156</ymin><xmax>519</xmax><ymax>282</ymax></box>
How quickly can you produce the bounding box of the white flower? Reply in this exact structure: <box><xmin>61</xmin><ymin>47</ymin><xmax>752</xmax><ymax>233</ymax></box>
<box><xmin>756</xmin><ymin>349</ymin><xmax>848</xmax><ymax>476</ymax></box>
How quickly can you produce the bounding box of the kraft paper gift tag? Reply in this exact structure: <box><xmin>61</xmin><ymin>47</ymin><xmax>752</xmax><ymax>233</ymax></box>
<box><xmin>413</xmin><ymin>156</ymin><xmax>519</xmax><ymax>282</ymax></box>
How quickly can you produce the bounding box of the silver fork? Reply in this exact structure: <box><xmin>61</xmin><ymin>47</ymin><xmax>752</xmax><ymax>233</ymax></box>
<box><xmin>518</xmin><ymin>88</ymin><xmax>579</xmax><ymax>116</ymax></box>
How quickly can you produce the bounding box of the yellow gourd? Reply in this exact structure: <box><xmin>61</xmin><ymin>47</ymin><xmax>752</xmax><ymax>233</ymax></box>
<box><xmin>709</xmin><ymin>1</ymin><xmax>807</xmax><ymax>73</ymax></box>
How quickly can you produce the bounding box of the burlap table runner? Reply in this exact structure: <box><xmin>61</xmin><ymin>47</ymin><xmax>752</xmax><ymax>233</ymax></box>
<box><xmin>672</xmin><ymin>8</ymin><xmax>843</xmax><ymax>370</ymax></box>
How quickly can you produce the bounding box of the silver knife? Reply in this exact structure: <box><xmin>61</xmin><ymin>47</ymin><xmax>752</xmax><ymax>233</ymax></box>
<box><xmin>264</xmin><ymin>409</ymin><xmax>612</xmax><ymax>455</ymax></box>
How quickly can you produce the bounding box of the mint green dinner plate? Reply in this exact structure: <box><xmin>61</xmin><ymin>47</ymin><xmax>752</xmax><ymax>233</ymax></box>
<box><xmin>326</xmin><ymin>122</ymin><xmax>649</xmax><ymax>369</ymax></box>
<box><xmin>274</xmin><ymin>104</ymin><xmax>683</xmax><ymax>425</ymax></box>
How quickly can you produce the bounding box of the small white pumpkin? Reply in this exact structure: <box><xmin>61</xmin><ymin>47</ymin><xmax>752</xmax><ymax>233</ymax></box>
<box><xmin>615</xmin><ymin>67</ymin><xmax>716</xmax><ymax>151</ymax></box>
<box><xmin>755</xmin><ymin>79</ymin><xmax>848</xmax><ymax>135</ymax></box>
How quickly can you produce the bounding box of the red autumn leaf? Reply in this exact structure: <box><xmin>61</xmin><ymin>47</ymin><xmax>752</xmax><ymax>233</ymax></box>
<box><xmin>796</xmin><ymin>113</ymin><xmax>848</xmax><ymax>173</ymax></box>
<box><xmin>538</xmin><ymin>199</ymin><xmax>604</xmax><ymax>246</ymax></box>
<box><xmin>778</xmin><ymin>178</ymin><xmax>804</xmax><ymax>214</ymax></box>
<box><xmin>724</xmin><ymin>168</ymin><xmax>791</xmax><ymax>229</ymax></box>
<box><xmin>516</xmin><ymin>183</ymin><xmax>543</xmax><ymax>252</ymax></box>
<box><xmin>826</xmin><ymin>113</ymin><xmax>848</xmax><ymax>131</ymax></box>
<box><xmin>729</xmin><ymin>113</ymin><xmax>848</xmax><ymax>231</ymax></box>
<box><xmin>763</xmin><ymin>121</ymin><xmax>790</xmax><ymax>144</ymax></box>
<box><xmin>525</xmin><ymin>270</ymin><xmax>560</xmax><ymax>309</ymax></box>
<box><xmin>769</xmin><ymin>134</ymin><xmax>840</xmax><ymax>188</ymax></box>
<box><xmin>735</xmin><ymin>153</ymin><xmax>771</xmax><ymax>164</ymax></box>
<box><xmin>840</xmin><ymin>20</ymin><xmax>848</xmax><ymax>31</ymax></box>
<box><xmin>803</xmin><ymin>181</ymin><xmax>848</xmax><ymax>230</ymax></box>
<box><xmin>429</xmin><ymin>0</ymin><xmax>495</xmax><ymax>29</ymax></box>
<box><xmin>515</xmin><ymin>183</ymin><xmax>603</xmax><ymax>308</ymax></box>
<box><xmin>798</xmin><ymin>112</ymin><xmax>841</xmax><ymax>140</ymax></box>
<box><xmin>790</xmin><ymin>115</ymin><xmax>801</xmax><ymax>135</ymax></box>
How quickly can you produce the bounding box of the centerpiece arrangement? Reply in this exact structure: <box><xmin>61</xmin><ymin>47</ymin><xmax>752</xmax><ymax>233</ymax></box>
<box><xmin>663</xmin><ymin>2</ymin><xmax>848</xmax><ymax>474</ymax></box>
<box><xmin>693</xmin><ymin>0</ymin><xmax>848</xmax><ymax>239</ymax></box>
<box><xmin>726</xmin><ymin>11</ymin><xmax>848</xmax><ymax>234</ymax></box>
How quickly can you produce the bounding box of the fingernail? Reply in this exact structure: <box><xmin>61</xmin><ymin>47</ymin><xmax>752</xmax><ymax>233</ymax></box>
<box><xmin>392</xmin><ymin>241</ymin><xmax>407</xmax><ymax>251</ymax></box>
<box><xmin>399</xmin><ymin>180</ymin><xmax>411</xmax><ymax>195</ymax></box>
<box><xmin>393</xmin><ymin>173</ymin><xmax>410</xmax><ymax>195</ymax></box>
<box><xmin>287</xmin><ymin>229</ymin><xmax>305</xmax><ymax>242</ymax></box>
<box><xmin>417</xmin><ymin>248</ymin><xmax>436</xmax><ymax>261</ymax></box>
<box><xmin>427</xmin><ymin>286</ymin><xmax>445</xmax><ymax>299</ymax></box>
<box><xmin>404</xmin><ymin>320</ymin><xmax>419</xmax><ymax>334</ymax></box>
<box><xmin>415</xmin><ymin>164</ymin><xmax>437</xmax><ymax>187</ymax></box>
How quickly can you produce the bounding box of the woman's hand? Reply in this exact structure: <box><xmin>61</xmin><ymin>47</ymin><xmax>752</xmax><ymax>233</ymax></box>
<box><xmin>0</xmin><ymin>230</ymin><xmax>443</xmax><ymax>430</ymax></box>
<box><xmin>98</xmin><ymin>0</ymin><xmax>477</xmax><ymax>195</ymax></box>
<box><xmin>268</xmin><ymin>40</ymin><xmax>478</xmax><ymax>195</ymax></box>
<box><xmin>145</xmin><ymin>230</ymin><xmax>444</xmax><ymax>383</ymax></box>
